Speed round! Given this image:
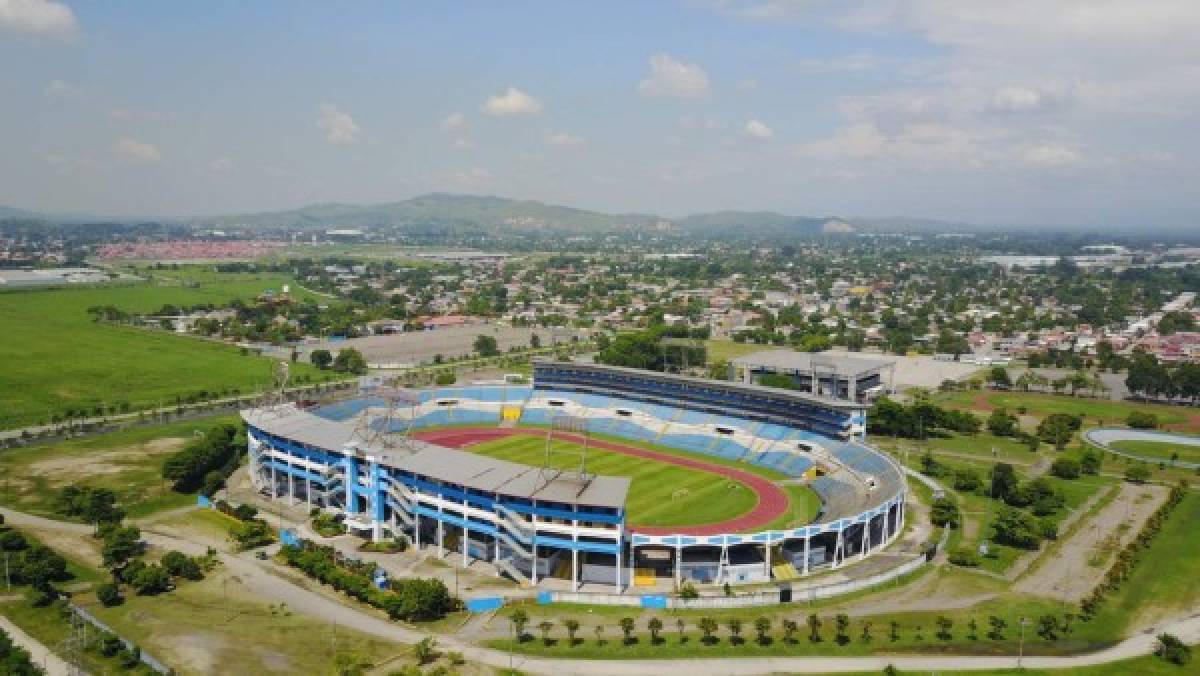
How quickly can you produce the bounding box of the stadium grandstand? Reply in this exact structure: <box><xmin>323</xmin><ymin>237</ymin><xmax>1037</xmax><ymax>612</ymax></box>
<box><xmin>242</xmin><ymin>359</ymin><xmax>906</xmax><ymax>592</ymax></box>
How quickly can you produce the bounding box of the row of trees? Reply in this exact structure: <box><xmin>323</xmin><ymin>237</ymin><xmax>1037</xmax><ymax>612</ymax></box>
<box><xmin>507</xmin><ymin>606</ymin><xmax>1075</xmax><ymax>649</ymax></box>
<box><xmin>1126</xmin><ymin>353</ymin><xmax>1200</xmax><ymax>402</ymax></box>
<box><xmin>161</xmin><ymin>422</ymin><xmax>245</xmax><ymax>495</ymax></box>
<box><xmin>868</xmin><ymin>397</ymin><xmax>981</xmax><ymax>439</ymax></box>
<box><xmin>280</xmin><ymin>540</ymin><xmax>456</xmax><ymax>622</ymax></box>
<box><xmin>1080</xmin><ymin>481</ymin><xmax>1188</xmax><ymax>619</ymax></box>
<box><xmin>309</xmin><ymin>347</ymin><xmax>368</xmax><ymax>374</ymax></box>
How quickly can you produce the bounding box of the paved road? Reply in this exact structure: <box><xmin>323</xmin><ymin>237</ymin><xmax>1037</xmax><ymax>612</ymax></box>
<box><xmin>3</xmin><ymin>506</ymin><xmax>1198</xmax><ymax>675</ymax></box>
<box><xmin>1085</xmin><ymin>427</ymin><xmax>1200</xmax><ymax>470</ymax></box>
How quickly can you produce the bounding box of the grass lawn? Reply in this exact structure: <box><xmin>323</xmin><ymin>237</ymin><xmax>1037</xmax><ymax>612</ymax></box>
<box><xmin>1083</xmin><ymin>491</ymin><xmax>1200</xmax><ymax>634</ymax></box>
<box><xmin>1110</xmin><ymin>439</ymin><xmax>1200</xmax><ymax>464</ymax></box>
<box><xmin>0</xmin><ymin>598</ymin><xmax>157</xmax><ymax>675</ymax></box>
<box><xmin>466</xmin><ymin>435</ymin><xmax>766</xmax><ymax>529</ymax></box>
<box><xmin>0</xmin><ymin>417</ymin><xmax>237</xmax><ymax>519</ymax></box>
<box><xmin>0</xmin><ymin>272</ymin><xmax>335</xmax><ymax>429</ymax></box>
<box><xmin>934</xmin><ymin>390</ymin><xmax>1198</xmax><ymax>432</ymax></box>
<box><xmin>704</xmin><ymin>339</ymin><xmax>773</xmax><ymax>364</ymax></box>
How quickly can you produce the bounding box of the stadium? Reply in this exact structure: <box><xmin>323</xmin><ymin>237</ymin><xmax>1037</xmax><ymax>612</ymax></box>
<box><xmin>242</xmin><ymin>359</ymin><xmax>907</xmax><ymax>594</ymax></box>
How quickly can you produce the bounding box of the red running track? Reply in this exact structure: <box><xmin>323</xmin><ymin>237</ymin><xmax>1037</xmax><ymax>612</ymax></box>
<box><xmin>411</xmin><ymin>427</ymin><xmax>789</xmax><ymax>536</ymax></box>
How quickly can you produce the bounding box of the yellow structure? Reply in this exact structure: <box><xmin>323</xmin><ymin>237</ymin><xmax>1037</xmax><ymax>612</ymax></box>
<box><xmin>633</xmin><ymin>568</ymin><xmax>657</xmax><ymax>587</ymax></box>
<box><xmin>501</xmin><ymin>406</ymin><xmax>522</xmax><ymax>421</ymax></box>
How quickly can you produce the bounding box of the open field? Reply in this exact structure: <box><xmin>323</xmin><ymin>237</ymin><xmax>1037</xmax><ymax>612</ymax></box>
<box><xmin>0</xmin><ymin>417</ymin><xmax>236</xmax><ymax>519</ymax></box>
<box><xmin>0</xmin><ymin>272</ymin><xmax>333</xmax><ymax>429</ymax></box>
<box><xmin>934</xmin><ymin>390</ymin><xmax>1200</xmax><ymax>433</ymax></box>
<box><xmin>1110</xmin><ymin>439</ymin><xmax>1200</xmax><ymax>464</ymax></box>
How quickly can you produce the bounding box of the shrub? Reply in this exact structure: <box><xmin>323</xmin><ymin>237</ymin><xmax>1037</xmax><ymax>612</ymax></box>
<box><xmin>1127</xmin><ymin>411</ymin><xmax>1158</xmax><ymax>429</ymax></box>
<box><xmin>1158</xmin><ymin>633</ymin><xmax>1191</xmax><ymax>666</ymax></box>
<box><xmin>1050</xmin><ymin>458</ymin><xmax>1081</xmax><ymax>479</ymax></box>
<box><xmin>930</xmin><ymin>498</ymin><xmax>961</xmax><ymax>528</ymax></box>
<box><xmin>948</xmin><ymin>548</ymin><xmax>981</xmax><ymax>567</ymax></box>
<box><xmin>96</xmin><ymin>582</ymin><xmax>123</xmax><ymax>607</ymax></box>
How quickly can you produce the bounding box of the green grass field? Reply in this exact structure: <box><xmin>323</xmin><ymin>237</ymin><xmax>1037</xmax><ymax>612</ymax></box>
<box><xmin>1110</xmin><ymin>439</ymin><xmax>1200</xmax><ymax>464</ymax></box>
<box><xmin>934</xmin><ymin>390</ymin><xmax>1199</xmax><ymax>433</ymax></box>
<box><xmin>0</xmin><ymin>270</ymin><xmax>336</xmax><ymax>429</ymax></box>
<box><xmin>0</xmin><ymin>416</ymin><xmax>237</xmax><ymax>519</ymax></box>
<box><xmin>464</xmin><ymin>434</ymin><xmax>819</xmax><ymax>530</ymax></box>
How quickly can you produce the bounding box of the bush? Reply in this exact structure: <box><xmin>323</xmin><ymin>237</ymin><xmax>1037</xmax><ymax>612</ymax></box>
<box><xmin>948</xmin><ymin>548</ymin><xmax>980</xmax><ymax>567</ymax></box>
<box><xmin>930</xmin><ymin>498</ymin><xmax>961</xmax><ymax>528</ymax></box>
<box><xmin>434</xmin><ymin>371</ymin><xmax>456</xmax><ymax>385</ymax></box>
<box><xmin>1050</xmin><ymin>457</ymin><xmax>1081</xmax><ymax>479</ymax></box>
<box><xmin>1158</xmin><ymin>633</ymin><xmax>1191</xmax><ymax>666</ymax></box>
<box><xmin>1127</xmin><ymin>411</ymin><xmax>1158</xmax><ymax>429</ymax></box>
<box><xmin>131</xmin><ymin>564</ymin><xmax>171</xmax><ymax>595</ymax></box>
<box><xmin>96</xmin><ymin>582</ymin><xmax>123</xmax><ymax>607</ymax></box>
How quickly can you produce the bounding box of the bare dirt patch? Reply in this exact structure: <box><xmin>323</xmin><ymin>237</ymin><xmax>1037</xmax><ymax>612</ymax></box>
<box><xmin>27</xmin><ymin>437</ymin><xmax>187</xmax><ymax>483</ymax></box>
<box><xmin>1013</xmin><ymin>483</ymin><xmax>1168</xmax><ymax>601</ymax></box>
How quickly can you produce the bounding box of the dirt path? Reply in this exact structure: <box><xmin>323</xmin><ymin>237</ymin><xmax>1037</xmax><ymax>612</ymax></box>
<box><xmin>412</xmin><ymin>427</ymin><xmax>791</xmax><ymax>536</ymax></box>
<box><xmin>1014</xmin><ymin>483</ymin><xmax>1167</xmax><ymax>601</ymax></box>
<box><xmin>0</xmin><ymin>614</ymin><xmax>72</xmax><ymax>676</ymax></box>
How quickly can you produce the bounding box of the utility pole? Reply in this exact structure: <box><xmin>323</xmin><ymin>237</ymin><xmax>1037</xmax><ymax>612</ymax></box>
<box><xmin>1018</xmin><ymin>616</ymin><xmax>1029</xmax><ymax>668</ymax></box>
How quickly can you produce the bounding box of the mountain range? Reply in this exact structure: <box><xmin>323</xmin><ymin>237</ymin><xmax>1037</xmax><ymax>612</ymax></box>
<box><xmin>0</xmin><ymin>193</ymin><xmax>980</xmax><ymax>235</ymax></box>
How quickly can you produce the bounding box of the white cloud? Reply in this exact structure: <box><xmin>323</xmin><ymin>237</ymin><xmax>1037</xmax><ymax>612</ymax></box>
<box><xmin>482</xmin><ymin>87</ymin><xmax>542</xmax><ymax>116</ymax></box>
<box><xmin>637</xmin><ymin>53</ymin><xmax>710</xmax><ymax>99</ymax></box>
<box><xmin>744</xmin><ymin>119</ymin><xmax>774</xmax><ymax>139</ymax></box>
<box><xmin>317</xmin><ymin>102</ymin><xmax>359</xmax><ymax>144</ymax></box>
<box><xmin>113</xmin><ymin>137</ymin><xmax>161</xmax><ymax>163</ymax></box>
<box><xmin>547</xmin><ymin>131</ymin><xmax>585</xmax><ymax>147</ymax></box>
<box><xmin>0</xmin><ymin>0</ymin><xmax>77</xmax><ymax>39</ymax></box>
<box><xmin>451</xmin><ymin>138</ymin><xmax>475</xmax><ymax>150</ymax></box>
<box><xmin>797</xmin><ymin>122</ymin><xmax>996</xmax><ymax>167</ymax></box>
<box><xmin>440</xmin><ymin>112</ymin><xmax>465</xmax><ymax>131</ymax></box>
<box><xmin>1023</xmin><ymin>143</ymin><xmax>1081</xmax><ymax>166</ymax></box>
<box><xmin>209</xmin><ymin>157</ymin><xmax>233</xmax><ymax>173</ymax></box>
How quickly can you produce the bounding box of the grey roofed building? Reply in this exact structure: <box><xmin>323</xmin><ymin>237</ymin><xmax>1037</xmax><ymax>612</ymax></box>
<box><xmin>242</xmin><ymin>405</ymin><xmax>629</xmax><ymax>509</ymax></box>
<box><xmin>730</xmin><ymin>350</ymin><xmax>894</xmax><ymax>403</ymax></box>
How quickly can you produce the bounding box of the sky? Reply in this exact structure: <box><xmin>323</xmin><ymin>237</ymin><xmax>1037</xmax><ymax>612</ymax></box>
<box><xmin>1</xmin><ymin>0</ymin><xmax>1198</xmax><ymax>229</ymax></box>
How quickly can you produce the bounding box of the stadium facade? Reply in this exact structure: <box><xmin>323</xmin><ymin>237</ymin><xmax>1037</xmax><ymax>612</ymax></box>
<box><xmin>243</xmin><ymin>360</ymin><xmax>906</xmax><ymax>592</ymax></box>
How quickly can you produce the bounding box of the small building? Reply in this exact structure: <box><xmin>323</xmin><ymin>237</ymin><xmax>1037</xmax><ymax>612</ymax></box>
<box><xmin>731</xmin><ymin>350</ymin><xmax>895</xmax><ymax>403</ymax></box>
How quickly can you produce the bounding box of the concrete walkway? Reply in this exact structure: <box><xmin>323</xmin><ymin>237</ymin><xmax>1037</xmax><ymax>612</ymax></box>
<box><xmin>2</xmin><ymin>505</ymin><xmax>1197</xmax><ymax>675</ymax></box>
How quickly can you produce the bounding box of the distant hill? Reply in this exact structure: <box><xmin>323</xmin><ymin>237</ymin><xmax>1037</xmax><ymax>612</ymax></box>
<box><xmin>194</xmin><ymin>193</ymin><xmax>659</xmax><ymax>232</ymax></box>
<box><xmin>677</xmin><ymin>210</ymin><xmax>845</xmax><ymax>235</ymax></box>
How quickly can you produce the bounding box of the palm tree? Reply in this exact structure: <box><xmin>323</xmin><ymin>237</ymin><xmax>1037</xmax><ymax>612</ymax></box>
<box><xmin>754</xmin><ymin>616</ymin><xmax>772</xmax><ymax>645</ymax></box>
<box><xmin>537</xmin><ymin>620</ymin><xmax>554</xmax><ymax>645</ymax></box>
<box><xmin>698</xmin><ymin>617</ymin><xmax>718</xmax><ymax>643</ymax></box>
<box><xmin>728</xmin><ymin>618</ymin><xmax>744</xmax><ymax>644</ymax></box>
<box><xmin>564</xmin><ymin>619</ymin><xmax>580</xmax><ymax>646</ymax></box>
<box><xmin>647</xmin><ymin>617</ymin><xmax>663</xmax><ymax>644</ymax></box>
<box><xmin>508</xmin><ymin>608</ymin><xmax>529</xmax><ymax>642</ymax></box>
<box><xmin>618</xmin><ymin>617</ymin><xmax>636</xmax><ymax>643</ymax></box>
<box><xmin>593</xmin><ymin>624</ymin><xmax>604</xmax><ymax>645</ymax></box>
<box><xmin>676</xmin><ymin>617</ymin><xmax>686</xmax><ymax>642</ymax></box>
<box><xmin>807</xmin><ymin>613</ymin><xmax>822</xmax><ymax>643</ymax></box>
<box><xmin>782</xmin><ymin>618</ymin><xmax>799</xmax><ymax>643</ymax></box>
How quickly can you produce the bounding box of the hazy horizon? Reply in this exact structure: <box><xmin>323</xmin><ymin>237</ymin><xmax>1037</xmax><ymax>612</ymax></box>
<box><xmin>2</xmin><ymin>1</ymin><xmax>1199</xmax><ymax>230</ymax></box>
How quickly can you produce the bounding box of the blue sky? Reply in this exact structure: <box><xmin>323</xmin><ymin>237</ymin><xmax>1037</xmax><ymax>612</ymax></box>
<box><xmin>1</xmin><ymin>1</ymin><xmax>1198</xmax><ymax>229</ymax></box>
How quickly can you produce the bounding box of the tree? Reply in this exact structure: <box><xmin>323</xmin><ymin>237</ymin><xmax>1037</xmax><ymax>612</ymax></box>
<box><xmin>508</xmin><ymin>608</ymin><xmax>529</xmax><ymax>641</ymax></box>
<box><xmin>564</xmin><ymin>618</ymin><xmax>580</xmax><ymax>645</ymax></box>
<box><xmin>332</xmin><ymin>348</ymin><xmax>368</xmax><ymax>374</ymax></box>
<box><xmin>414</xmin><ymin>636</ymin><xmax>438</xmax><ymax>665</ymax></box>
<box><xmin>988</xmin><ymin>366</ymin><xmax>1012</xmax><ymax>388</ymax></box>
<box><xmin>96</xmin><ymin>582</ymin><xmax>122</xmax><ymax>607</ymax></box>
<box><xmin>131</xmin><ymin>563</ymin><xmax>171</xmax><ymax>595</ymax></box>
<box><xmin>310</xmin><ymin>349</ymin><xmax>333</xmax><ymax>369</ymax></box>
<box><xmin>1125</xmin><ymin>464</ymin><xmax>1151</xmax><ymax>484</ymax></box>
<box><xmin>860</xmin><ymin>620</ymin><xmax>872</xmax><ymax>643</ymax></box>
<box><xmin>987</xmin><ymin>408</ymin><xmax>1019</xmax><ymax>437</ymax></box>
<box><xmin>1050</xmin><ymin>457</ymin><xmax>1081</xmax><ymax>479</ymax></box>
<box><xmin>102</xmin><ymin>525</ymin><xmax>142</xmax><ymax>573</ymax></box>
<box><xmin>161</xmin><ymin>551</ymin><xmax>202</xmax><ymax>580</ymax></box>
<box><xmin>676</xmin><ymin>617</ymin><xmax>686</xmax><ymax>642</ymax></box>
<box><xmin>619</xmin><ymin>616</ymin><xmax>636</xmax><ymax>643</ymax></box>
<box><xmin>952</xmin><ymin>468</ymin><xmax>982</xmax><ymax>492</ymax></box>
<box><xmin>835</xmin><ymin>614</ymin><xmax>850</xmax><ymax>645</ymax></box>
<box><xmin>930</xmin><ymin>498</ymin><xmax>961</xmax><ymax>528</ymax></box>
<box><xmin>935</xmin><ymin>615</ymin><xmax>953</xmax><ymax>641</ymax></box>
<box><xmin>530</xmin><ymin>333</ymin><xmax>541</xmax><ymax>349</ymax></box>
<box><xmin>1157</xmin><ymin>633</ymin><xmax>1192</xmax><ymax>666</ymax></box>
<box><xmin>698</xmin><ymin>617</ymin><xmax>717</xmax><ymax>643</ymax></box>
<box><xmin>807</xmin><ymin>613</ymin><xmax>822</xmax><ymax>642</ymax></box>
<box><xmin>1080</xmin><ymin>449</ymin><xmax>1102</xmax><ymax>475</ymax></box>
<box><xmin>987</xmin><ymin>615</ymin><xmax>1007</xmax><ymax>640</ymax></box>
<box><xmin>473</xmin><ymin>334</ymin><xmax>500</xmax><ymax>357</ymax></box>
<box><xmin>990</xmin><ymin>463</ymin><xmax>1020</xmax><ymax>502</ymax></box>
<box><xmin>727</xmin><ymin>617</ymin><xmax>744</xmax><ymax>644</ymax></box>
<box><xmin>782</xmin><ymin>618</ymin><xmax>799</xmax><ymax>643</ymax></box>
<box><xmin>647</xmin><ymin>617</ymin><xmax>663</xmax><ymax>644</ymax></box>
<box><xmin>537</xmin><ymin>620</ymin><xmax>555</xmax><ymax>645</ymax></box>
<box><xmin>1037</xmin><ymin>413</ymin><xmax>1079</xmax><ymax>450</ymax></box>
<box><xmin>991</xmin><ymin>506</ymin><xmax>1042</xmax><ymax>549</ymax></box>
<box><xmin>1126</xmin><ymin>411</ymin><xmax>1158</xmax><ymax>429</ymax></box>
<box><xmin>754</xmin><ymin>616</ymin><xmax>772</xmax><ymax>645</ymax></box>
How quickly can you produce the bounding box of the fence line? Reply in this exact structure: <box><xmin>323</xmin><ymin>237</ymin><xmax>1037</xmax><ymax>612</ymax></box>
<box><xmin>68</xmin><ymin>602</ymin><xmax>171</xmax><ymax>674</ymax></box>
